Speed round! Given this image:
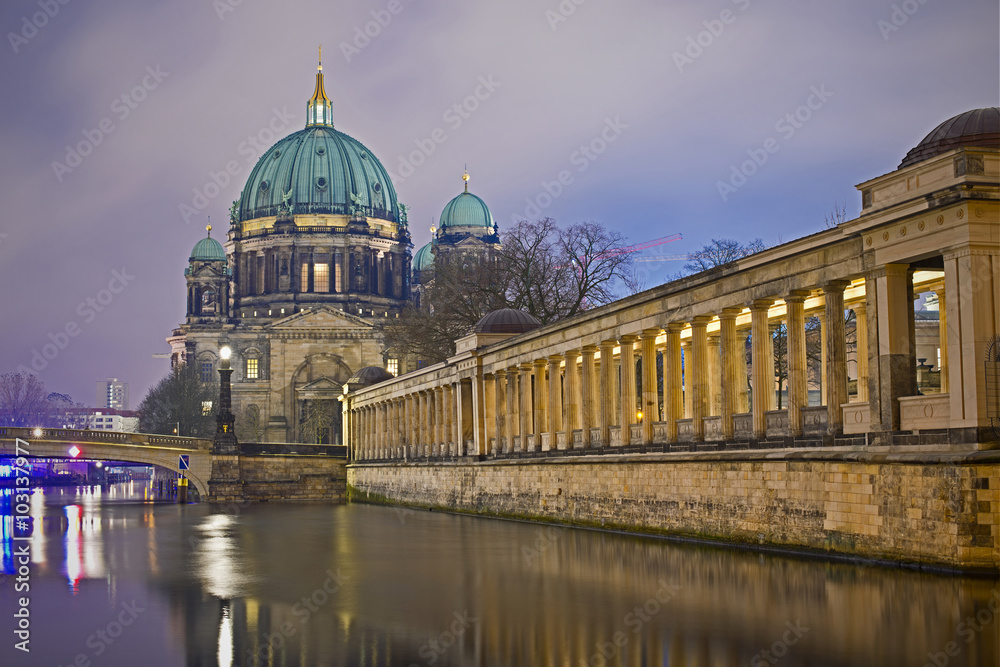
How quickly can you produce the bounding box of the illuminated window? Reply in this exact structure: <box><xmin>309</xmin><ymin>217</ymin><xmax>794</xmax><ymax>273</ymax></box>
<box><xmin>200</xmin><ymin>361</ymin><xmax>213</xmax><ymax>383</ymax></box>
<box><xmin>246</xmin><ymin>358</ymin><xmax>259</xmax><ymax>380</ymax></box>
<box><xmin>386</xmin><ymin>358</ymin><xmax>399</xmax><ymax>376</ymax></box>
<box><xmin>301</xmin><ymin>262</ymin><xmax>309</xmax><ymax>291</ymax></box>
<box><xmin>201</xmin><ymin>401</ymin><xmax>213</xmax><ymax>416</ymax></box>
<box><xmin>314</xmin><ymin>263</ymin><xmax>329</xmax><ymax>292</ymax></box>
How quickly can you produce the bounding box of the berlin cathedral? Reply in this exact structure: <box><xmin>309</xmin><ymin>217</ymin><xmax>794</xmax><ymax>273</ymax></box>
<box><xmin>168</xmin><ymin>57</ymin><xmax>499</xmax><ymax>444</ymax></box>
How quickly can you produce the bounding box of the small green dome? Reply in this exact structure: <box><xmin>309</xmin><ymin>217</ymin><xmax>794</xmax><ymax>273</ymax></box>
<box><xmin>190</xmin><ymin>233</ymin><xmax>226</xmax><ymax>262</ymax></box>
<box><xmin>439</xmin><ymin>191</ymin><xmax>494</xmax><ymax>230</ymax></box>
<box><xmin>413</xmin><ymin>242</ymin><xmax>434</xmax><ymax>271</ymax></box>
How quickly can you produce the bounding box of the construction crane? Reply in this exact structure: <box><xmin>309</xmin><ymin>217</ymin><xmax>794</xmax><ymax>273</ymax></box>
<box><xmin>634</xmin><ymin>253</ymin><xmax>690</xmax><ymax>263</ymax></box>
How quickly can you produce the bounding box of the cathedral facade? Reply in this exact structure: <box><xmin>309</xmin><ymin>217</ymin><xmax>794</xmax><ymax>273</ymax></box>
<box><xmin>169</xmin><ymin>59</ymin><xmax>498</xmax><ymax>444</ymax></box>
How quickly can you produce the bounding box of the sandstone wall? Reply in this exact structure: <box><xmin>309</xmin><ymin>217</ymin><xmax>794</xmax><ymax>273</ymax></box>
<box><xmin>209</xmin><ymin>454</ymin><xmax>346</xmax><ymax>502</ymax></box>
<box><xmin>348</xmin><ymin>452</ymin><xmax>1000</xmax><ymax>570</ymax></box>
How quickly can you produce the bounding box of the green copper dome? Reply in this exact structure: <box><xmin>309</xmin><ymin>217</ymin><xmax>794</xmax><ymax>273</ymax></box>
<box><xmin>190</xmin><ymin>231</ymin><xmax>226</xmax><ymax>262</ymax></box>
<box><xmin>413</xmin><ymin>242</ymin><xmax>434</xmax><ymax>271</ymax></box>
<box><xmin>237</xmin><ymin>126</ymin><xmax>400</xmax><ymax>223</ymax></box>
<box><xmin>439</xmin><ymin>191</ymin><xmax>494</xmax><ymax>230</ymax></box>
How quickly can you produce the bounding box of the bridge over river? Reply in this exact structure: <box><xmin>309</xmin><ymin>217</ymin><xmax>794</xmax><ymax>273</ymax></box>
<box><xmin>0</xmin><ymin>427</ymin><xmax>347</xmax><ymax>502</ymax></box>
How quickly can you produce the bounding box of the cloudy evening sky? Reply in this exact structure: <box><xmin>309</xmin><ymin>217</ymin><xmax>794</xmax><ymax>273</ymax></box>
<box><xmin>0</xmin><ymin>0</ymin><xmax>996</xmax><ymax>405</ymax></box>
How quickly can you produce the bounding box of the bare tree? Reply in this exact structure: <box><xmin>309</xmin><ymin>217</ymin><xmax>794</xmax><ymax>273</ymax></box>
<box><xmin>0</xmin><ymin>372</ymin><xmax>49</xmax><ymax>427</ymax></box>
<box><xmin>684</xmin><ymin>238</ymin><xmax>765</xmax><ymax>274</ymax></box>
<box><xmin>824</xmin><ymin>200</ymin><xmax>848</xmax><ymax>229</ymax></box>
<box><xmin>380</xmin><ymin>218</ymin><xmax>638</xmax><ymax>364</ymax></box>
<box><xmin>234</xmin><ymin>402</ymin><xmax>265</xmax><ymax>443</ymax></box>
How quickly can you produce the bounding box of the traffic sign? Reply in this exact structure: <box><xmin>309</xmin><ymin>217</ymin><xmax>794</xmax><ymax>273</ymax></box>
<box><xmin>179</xmin><ymin>454</ymin><xmax>190</xmax><ymax>470</ymax></box>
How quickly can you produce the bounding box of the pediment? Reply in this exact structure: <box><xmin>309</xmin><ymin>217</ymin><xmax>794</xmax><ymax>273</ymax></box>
<box><xmin>191</xmin><ymin>265</ymin><xmax>226</xmax><ymax>278</ymax></box>
<box><xmin>297</xmin><ymin>376</ymin><xmax>343</xmax><ymax>392</ymax></box>
<box><xmin>296</xmin><ymin>375</ymin><xmax>344</xmax><ymax>399</ymax></box>
<box><xmin>266</xmin><ymin>305</ymin><xmax>372</xmax><ymax>331</ymax></box>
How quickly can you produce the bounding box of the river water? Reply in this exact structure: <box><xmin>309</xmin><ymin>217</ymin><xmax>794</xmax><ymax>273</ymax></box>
<box><xmin>0</xmin><ymin>483</ymin><xmax>997</xmax><ymax>667</ymax></box>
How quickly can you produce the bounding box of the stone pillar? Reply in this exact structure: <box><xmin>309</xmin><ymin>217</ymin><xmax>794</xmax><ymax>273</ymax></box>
<box><xmin>853</xmin><ymin>300</ymin><xmax>870</xmax><ymax>402</ymax></box>
<box><xmin>664</xmin><ymin>324</ymin><xmax>684</xmax><ymax>443</ymax></box>
<box><xmin>472</xmin><ymin>374</ymin><xmax>488</xmax><ymax>456</ymax></box>
<box><xmin>580</xmin><ymin>346</ymin><xmax>597</xmax><ymax>447</ymax></box>
<box><xmin>750</xmin><ymin>299</ymin><xmax>775</xmax><ymax>439</ymax></box>
<box><xmin>547</xmin><ymin>356</ymin><xmax>562</xmax><ymax>450</ymax></box>
<box><xmin>454</xmin><ymin>381</ymin><xmax>466</xmax><ymax>456</ymax></box>
<box><xmin>598</xmin><ymin>340</ymin><xmax>616</xmax><ymax>447</ymax></box>
<box><xmin>942</xmin><ymin>246</ymin><xmax>999</xmax><ymax>436</ymax></box>
<box><xmin>933</xmin><ymin>286</ymin><xmax>948</xmax><ymax>394</ymax></box>
<box><xmin>619</xmin><ymin>335</ymin><xmax>638</xmax><ymax>446</ymax></box>
<box><xmin>818</xmin><ymin>310</ymin><xmax>828</xmax><ymax>406</ymax></box>
<box><xmin>420</xmin><ymin>390</ymin><xmax>431</xmax><ymax>456</ymax></box>
<box><xmin>484</xmin><ymin>374</ymin><xmax>495</xmax><ymax>454</ymax></box>
<box><xmin>640</xmin><ymin>330</ymin><xmax>659</xmax><ymax>445</ymax></box>
<box><xmin>681</xmin><ymin>339</ymin><xmax>693</xmax><ymax>419</ymax></box>
<box><xmin>824</xmin><ymin>281</ymin><xmax>850</xmax><ymax>436</ymax></box>
<box><xmin>532</xmin><ymin>359</ymin><xmax>547</xmax><ymax>451</ymax></box>
<box><xmin>494</xmin><ymin>369</ymin><xmax>506</xmax><ymax>455</ymax></box>
<box><xmin>434</xmin><ymin>387</ymin><xmax>444</xmax><ymax>456</ymax></box>
<box><xmin>786</xmin><ymin>291</ymin><xmax>810</xmax><ymax>437</ymax></box>
<box><xmin>690</xmin><ymin>317</ymin><xmax>710</xmax><ymax>441</ymax></box>
<box><xmin>519</xmin><ymin>363</ymin><xmax>532</xmax><ymax>452</ymax></box>
<box><xmin>443</xmin><ymin>384</ymin><xmax>454</xmax><ymax>456</ymax></box>
<box><xmin>564</xmin><ymin>349</ymin><xmax>580</xmax><ymax>448</ymax></box>
<box><xmin>708</xmin><ymin>333</ymin><xmax>721</xmax><ymax>416</ymax></box>
<box><xmin>719</xmin><ymin>308</ymin><xmax>741</xmax><ymax>440</ymax></box>
<box><xmin>505</xmin><ymin>368</ymin><xmax>517</xmax><ymax>453</ymax></box>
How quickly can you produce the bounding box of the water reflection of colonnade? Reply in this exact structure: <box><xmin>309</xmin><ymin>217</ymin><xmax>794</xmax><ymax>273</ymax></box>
<box><xmin>347</xmin><ymin>143</ymin><xmax>998</xmax><ymax>459</ymax></box>
<box><xmin>169</xmin><ymin>507</ymin><xmax>998</xmax><ymax>666</ymax></box>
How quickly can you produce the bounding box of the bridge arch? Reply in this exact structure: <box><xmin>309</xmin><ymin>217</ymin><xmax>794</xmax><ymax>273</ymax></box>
<box><xmin>0</xmin><ymin>428</ymin><xmax>213</xmax><ymax>499</ymax></box>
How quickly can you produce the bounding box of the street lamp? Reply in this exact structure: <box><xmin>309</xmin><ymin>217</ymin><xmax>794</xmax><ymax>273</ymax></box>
<box><xmin>213</xmin><ymin>345</ymin><xmax>238</xmax><ymax>453</ymax></box>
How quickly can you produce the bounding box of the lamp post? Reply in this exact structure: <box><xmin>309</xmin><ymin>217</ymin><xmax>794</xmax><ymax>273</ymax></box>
<box><xmin>213</xmin><ymin>346</ymin><xmax>238</xmax><ymax>454</ymax></box>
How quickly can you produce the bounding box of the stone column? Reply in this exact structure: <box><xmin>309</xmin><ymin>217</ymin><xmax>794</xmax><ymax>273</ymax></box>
<box><xmin>824</xmin><ymin>281</ymin><xmax>850</xmax><ymax>436</ymax></box>
<box><xmin>580</xmin><ymin>346</ymin><xmax>597</xmax><ymax>447</ymax></box>
<box><xmin>420</xmin><ymin>390</ymin><xmax>430</xmax><ymax>457</ymax></box>
<box><xmin>867</xmin><ymin>264</ymin><xmax>917</xmax><ymax>435</ymax></box>
<box><xmin>785</xmin><ymin>291</ymin><xmax>809</xmax><ymax>437</ymax></box>
<box><xmin>494</xmin><ymin>369</ymin><xmax>507</xmax><ymax>455</ymax></box>
<box><xmin>519</xmin><ymin>363</ymin><xmax>532</xmax><ymax>452</ymax></box>
<box><xmin>619</xmin><ymin>335</ymin><xmax>638</xmax><ymax>446</ymax></box>
<box><xmin>532</xmin><ymin>359</ymin><xmax>547</xmax><ymax>451</ymax></box>
<box><xmin>376</xmin><ymin>403</ymin><xmax>384</xmax><ymax>458</ymax></box>
<box><xmin>681</xmin><ymin>339</ymin><xmax>693</xmax><ymax>419</ymax></box>
<box><xmin>852</xmin><ymin>300</ymin><xmax>870</xmax><ymax>402</ymax></box>
<box><xmin>817</xmin><ymin>310</ymin><xmax>828</xmax><ymax>406</ymax></box>
<box><xmin>471</xmin><ymin>374</ymin><xmax>488</xmax><ymax>456</ymax></box>
<box><xmin>564</xmin><ymin>349</ymin><xmax>581</xmax><ymax>448</ymax></box>
<box><xmin>506</xmin><ymin>367</ymin><xmax>518</xmax><ymax>453</ymax></box>
<box><xmin>443</xmin><ymin>384</ymin><xmax>454</xmax><ymax>456</ymax></box>
<box><xmin>708</xmin><ymin>333</ymin><xmax>721</xmax><ymax>417</ymax></box>
<box><xmin>454</xmin><ymin>381</ymin><xmax>466</xmax><ymax>456</ymax></box>
<box><xmin>547</xmin><ymin>356</ymin><xmax>562</xmax><ymax>450</ymax></box>
<box><xmin>719</xmin><ymin>308</ymin><xmax>741</xmax><ymax>440</ymax></box>
<box><xmin>942</xmin><ymin>246</ymin><xmax>998</xmax><ymax>436</ymax></box>
<box><xmin>484</xmin><ymin>374</ymin><xmax>495</xmax><ymax>454</ymax></box>
<box><xmin>933</xmin><ymin>286</ymin><xmax>948</xmax><ymax>394</ymax></box>
<box><xmin>598</xmin><ymin>340</ymin><xmax>617</xmax><ymax>447</ymax></box>
<box><xmin>750</xmin><ymin>299</ymin><xmax>775</xmax><ymax>439</ymax></box>
<box><xmin>435</xmin><ymin>387</ymin><xmax>445</xmax><ymax>456</ymax></box>
<box><xmin>640</xmin><ymin>330</ymin><xmax>659</xmax><ymax>445</ymax></box>
<box><xmin>690</xmin><ymin>317</ymin><xmax>710</xmax><ymax>441</ymax></box>
<box><xmin>664</xmin><ymin>324</ymin><xmax>684</xmax><ymax>443</ymax></box>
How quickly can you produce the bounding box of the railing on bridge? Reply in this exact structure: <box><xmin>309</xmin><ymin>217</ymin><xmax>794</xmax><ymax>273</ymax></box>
<box><xmin>0</xmin><ymin>427</ymin><xmax>206</xmax><ymax>450</ymax></box>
